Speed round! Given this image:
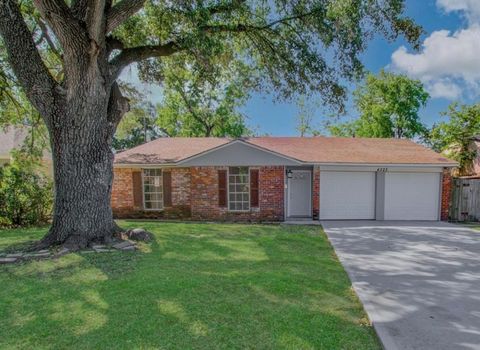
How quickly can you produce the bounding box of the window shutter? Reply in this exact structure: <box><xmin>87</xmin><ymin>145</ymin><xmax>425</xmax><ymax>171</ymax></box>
<box><xmin>250</xmin><ymin>169</ymin><xmax>259</xmax><ymax>207</ymax></box>
<box><xmin>132</xmin><ymin>171</ymin><xmax>143</xmax><ymax>208</ymax></box>
<box><xmin>218</xmin><ymin>170</ymin><xmax>227</xmax><ymax>207</ymax></box>
<box><xmin>163</xmin><ymin>171</ymin><xmax>172</xmax><ymax>207</ymax></box>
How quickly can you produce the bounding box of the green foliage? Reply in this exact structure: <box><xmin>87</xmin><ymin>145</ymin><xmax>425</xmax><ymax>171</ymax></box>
<box><xmin>114</xmin><ymin>0</ymin><xmax>422</xmax><ymax>112</ymax></box>
<box><xmin>154</xmin><ymin>58</ymin><xmax>251</xmax><ymax>137</ymax></box>
<box><xmin>428</xmin><ymin>103</ymin><xmax>480</xmax><ymax>176</ymax></box>
<box><xmin>328</xmin><ymin>119</ymin><xmax>361</xmax><ymax>137</ymax></box>
<box><xmin>0</xmin><ymin>154</ymin><xmax>53</xmax><ymax>227</ymax></box>
<box><xmin>114</xmin><ymin>61</ymin><xmax>252</xmax><ymax>147</ymax></box>
<box><xmin>2</xmin><ymin>0</ymin><xmax>422</xmax><ymax>140</ymax></box>
<box><xmin>113</xmin><ymin>84</ymin><xmax>162</xmax><ymax>150</ymax></box>
<box><xmin>329</xmin><ymin>70</ymin><xmax>429</xmax><ymax>138</ymax></box>
<box><xmin>295</xmin><ymin>96</ymin><xmax>320</xmax><ymax>136</ymax></box>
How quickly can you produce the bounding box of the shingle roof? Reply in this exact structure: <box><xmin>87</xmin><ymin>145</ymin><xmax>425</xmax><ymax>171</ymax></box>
<box><xmin>114</xmin><ymin>137</ymin><xmax>230</xmax><ymax>164</ymax></box>
<box><xmin>247</xmin><ymin>137</ymin><xmax>455</xmax><ymax>164</ymax></box>
<box><xmin>114</xmin><ymin>136</ymin><xmax>456</xmax><ymax>165</ymax></box>
<box><xmin>0</xmin><ymin>127</ymin><xmax>28</xmax><ymax>158</ymax></box>
<box><xmin>0</xmin><ymin>127</ymin><xmax>52</xmax><ymax>161</ymax></box>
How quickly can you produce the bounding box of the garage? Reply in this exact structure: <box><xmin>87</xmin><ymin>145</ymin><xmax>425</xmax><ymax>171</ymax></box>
<box><xmin>320</xmin><ymin>171</ymin><xmax>376</xmax><ymax>220</ymax></box>
<box><xmin>384</xmin><ymin>172</ymin><xmax>440</xmax><ymax>220</ymax></box>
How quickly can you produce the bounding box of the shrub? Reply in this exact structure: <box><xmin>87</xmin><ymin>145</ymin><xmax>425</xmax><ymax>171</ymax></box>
<box><xmin>0</xmin><ymin>158</ymin><xmax>53</xmax><ymax>227</ymax></box>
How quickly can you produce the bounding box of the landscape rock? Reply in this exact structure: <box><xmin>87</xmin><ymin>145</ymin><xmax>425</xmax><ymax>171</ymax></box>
<box><xmin>113</xmin><ymin>240</ymin><xmax>135</xmax><ymax>250</ymax></box>
<box><xmin>126</xmin><ymin>228</ymin><xmax>153</xmax><ymax>242</ymax></box>
<box><xmin>28</xmin><ymin>252</ymin><xmax>51</xmax><ymax>258</ymax></box>
<box><xmin>94</xmin><ymin>248</ymin><xmax>113</xmax><ymax>253</ymax></box>
<box><xmin>56</xmin><ymin>247</ymin><xmax>70</xmax><ymax>257</ymax></box>
<box><xmin>120</xmin><ymin>245</ymin><xmax>136</xmax><ymax>251</ymax></box>
<box><xmin>91</xmin><ymin>244</ymin><xmax>107</xmax><ymax>250</ymax></box>
<box><xmin>6</xmin><ymin>253</ymin><xmax>24</xmax><ymax>259</ymax></box>
<box><xmin>0</xmin><ymin>257</ymin><xmax>18</xmax><ymax>264</ymax></box>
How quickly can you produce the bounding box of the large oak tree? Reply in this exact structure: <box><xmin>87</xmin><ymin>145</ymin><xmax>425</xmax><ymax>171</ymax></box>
<box><xmin>0</xmin><ymin>0</ymin><xmax>421</xmax><ymax>249</ymax></box>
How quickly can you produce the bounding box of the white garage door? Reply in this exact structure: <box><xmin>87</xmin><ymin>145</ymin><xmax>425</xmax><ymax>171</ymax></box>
<box><xmin>384</xmin><ymin>172</ymin><xmax>440</xmax><ymax>220</ymax></box>
<box><xmin>320</xmin><ymin>171</ymin><xmax>376</xmax><ymax>220</ymax></box>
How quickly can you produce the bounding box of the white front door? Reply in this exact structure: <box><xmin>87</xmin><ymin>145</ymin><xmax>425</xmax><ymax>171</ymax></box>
<box><xmin>320</xmin><ymin>171</ymin><xmax>376</xmax><ymax>220</ymax></box>
<box><xmin>287</xmin><ymin>170</ymin><xmax>312</xmax><ymax>217</ymax></box>
<box><xmin>384</xmin><ymin>172</ymin><xmax>440</xmax><ymax>220</ymax></box>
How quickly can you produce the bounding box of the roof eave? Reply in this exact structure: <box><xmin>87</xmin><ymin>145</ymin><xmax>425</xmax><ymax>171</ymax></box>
<box><xmin>113</xmin><ymin>161</ymin><xmax>458</xmax><ymax>168</ymax></box>
<box><xmin>114</xmin><ymin>162</ymin><xmax>177</xmax><ymax>168</ymax></box>
<box><xmin>311</xmin><ymin>162</ymin><xmax>458</xmax><ymax>167</ymax></box>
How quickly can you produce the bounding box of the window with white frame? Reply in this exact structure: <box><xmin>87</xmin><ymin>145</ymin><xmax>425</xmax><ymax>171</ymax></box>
<box><xmin>228</xmin><ymin>167</ymin><xmax>250</xmax><ymax>211</ymax></box>
<box><xmin>143</xmin><ymin>169</ymin><xmax>164</xmax><ymax>210</ymax></box>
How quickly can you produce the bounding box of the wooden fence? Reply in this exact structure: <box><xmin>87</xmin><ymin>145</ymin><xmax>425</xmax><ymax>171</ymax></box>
<box><xmin>450</xmin><ymin>178</ymin><xmax>480</xmax><ymax>221</ymax></box>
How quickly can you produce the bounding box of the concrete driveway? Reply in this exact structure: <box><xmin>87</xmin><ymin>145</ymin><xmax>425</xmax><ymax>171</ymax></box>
<box><xmin>321</xmin><ymin>221</ymin><xmax>480</xmax><ymax>350</ymax></box>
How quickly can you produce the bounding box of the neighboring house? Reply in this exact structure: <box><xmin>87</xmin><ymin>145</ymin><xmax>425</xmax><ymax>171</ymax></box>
<box><xmin>112</xmin><ymin>137</ymin><xmax>456</xmax><ymax>222</ymax></box>
<box><xmin>0</xmin><ymin>127</ymin><xmax>52</xmax><ymax>175</ymax></box>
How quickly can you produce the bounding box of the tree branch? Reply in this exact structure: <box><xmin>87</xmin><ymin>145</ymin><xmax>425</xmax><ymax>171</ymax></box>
<box><xmin>173</xmin><ymin>79</ymin><xmax>211</xmax><ymax>136</ymax></box>
<box><xmin>36</xmin><ymin>18</ymin><xmax>62</xmax><ymax>60</ymax></box>
<box><xmin>109</xmin><ymin>41</ymin><xmax>181</xmax><ymax>80</ymax></box>
<box><xmin>70</xmin><ymin>0</ymin><xmax>88</xmax><ymax>20</ymax></box>
<box><xmin>85</xmin><ymin>0</ymin><xmax>107</xmax><ymax>43</ymax></box>
<box><xmin>106</xmin><ymin>0</ymin><xmax>145</xmax><ymax>33</ymax></box>
<box><xmin>33</xmin><ymin>0</ymin><xmax>88</xmax><ymax>53</ymax></box>
<box><xmin>206</xmin><ymin>0</ymin><xmax>246</xmax><ymax>15</ymax></box>
<box><xmin>0</xmin><ymin>0</ymin><xmax>59</xmax><ymax>119</ymax></box>
<box><xmin>107</xmin><ymin>82</ymin><xmax>130</xmax><ymax>131</ymax></box>
<box><xmin>200</xmin><ymin>9</ymin><xmax>319</xmax><ymax>34</ymax></box>
<box><xmin>106</xmin><ymin>36</ymin><xmax>124</xmax><ymax>52</ymax></box>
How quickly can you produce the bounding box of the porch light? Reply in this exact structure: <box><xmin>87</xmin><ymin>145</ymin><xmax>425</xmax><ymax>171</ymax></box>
<box><xmin>286</xmin><ymin>169</ymin><xmax>293</xmax><ymax>179</ymax></box>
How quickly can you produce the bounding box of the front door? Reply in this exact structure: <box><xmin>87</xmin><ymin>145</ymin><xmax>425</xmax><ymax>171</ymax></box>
<box><xmin>287</xmin><ymin>170</ymin><xmax>312</xmax><ymax>217</ymax></box>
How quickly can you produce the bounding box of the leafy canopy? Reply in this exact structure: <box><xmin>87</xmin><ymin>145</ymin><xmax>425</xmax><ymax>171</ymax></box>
<box><xmin>1</xmin><ymin>0</ymin><xmax>422</xmax><ymax>152</ymax></box>
<box><xmin>329</xmin><ymin>70</ymin><xmax>429</xmax><ymax>138</ymax></box>
<box><xmin>429</xmin><ymin>103</ymin><xmax>480</xmax><ymax>176</ymax></box>
<box><xmin>113</xmin><ymin>96</ymin><xmax>161</xmax><ymax>150</ymax></box>
<box><xmin>155</xmin><ymin>58</ymin><xmax>251</xmax><ymax>137</ymax></box>
<box><xmin>113</xmin><ymin>0</ymin><xmax>421</xmax><ymax>112</ymax></box>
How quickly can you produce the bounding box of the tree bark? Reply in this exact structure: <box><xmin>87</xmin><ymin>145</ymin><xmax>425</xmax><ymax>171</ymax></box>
<box><xmin>39</xmin><ymin>80</ymin><xmax>125</xmax><ymax>250</ymax></box>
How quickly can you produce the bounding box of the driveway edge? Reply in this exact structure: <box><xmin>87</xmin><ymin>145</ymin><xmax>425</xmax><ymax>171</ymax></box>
<box><xmin>324</xmin><ymin>229</ymin><xmax>399</xmax><ymax>350</ymax></box>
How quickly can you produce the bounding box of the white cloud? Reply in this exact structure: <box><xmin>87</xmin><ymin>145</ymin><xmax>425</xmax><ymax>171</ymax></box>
<box><xmin>437</xmin><ymin>0</ymin><xmax>480</xmax><ymax>24</ymax></box>
<box><xmin>428</xmin><ymin>80</ymin><xmax>463</xmax><ymax>99</ymax></box>
<box><xmin>390</xmin><ymin>26</ymin><xmax>480</xmax><ymax>99</ymax></box>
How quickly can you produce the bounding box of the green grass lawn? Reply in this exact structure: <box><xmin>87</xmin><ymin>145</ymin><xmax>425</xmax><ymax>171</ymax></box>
<box><xmin>0</xmin><ymin>221</ymin><xmax>380</xmax><ymax>350</ymax></box>
<box><xmin>462</xmin><ymin>223</ymin><xmax>480</xmax><ymax>231</ymax></box>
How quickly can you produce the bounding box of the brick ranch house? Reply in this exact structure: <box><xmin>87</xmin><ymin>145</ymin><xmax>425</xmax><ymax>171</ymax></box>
<box><xmin>112</xmin><ymin>137</ymin><xmax>457</xmax><ymax>222</ymax></box>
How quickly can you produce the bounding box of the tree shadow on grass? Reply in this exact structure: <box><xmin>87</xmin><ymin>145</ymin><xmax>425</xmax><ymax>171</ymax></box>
<box><xmin>0</xmin><ymin>222</ymin><xmax>381</xmax><ymax>350</ymax></box>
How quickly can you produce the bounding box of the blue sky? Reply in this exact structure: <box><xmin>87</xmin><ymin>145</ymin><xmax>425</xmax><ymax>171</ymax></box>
<box><xmin>123</xmin><ymin>0</ymin><xmax>480</xmax><ymax>136</ymax></box>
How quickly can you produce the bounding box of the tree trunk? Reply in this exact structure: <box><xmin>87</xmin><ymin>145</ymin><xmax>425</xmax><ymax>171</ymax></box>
<box><xmin>39</xmin><ymin>84</ymin><xmax>124</xmax><ymax>250</ymax></box>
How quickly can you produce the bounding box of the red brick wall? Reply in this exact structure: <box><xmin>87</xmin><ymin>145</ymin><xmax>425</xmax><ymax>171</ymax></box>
<box><xmin>189</xmin><ymin>166</ymin><xmax>220</xmax><ymax>219</ymax></box>
<box><xmin>441</xmin><ymin>168</ymin><xmax>452</xmax><ymax>221</ymax></box>
<box><xmin>312</xmin><ymin>167</ymin><xmax>320</xmax><ymax>220</ymax></box>
<box><xmin>112</xmin><ymin>167</ymin><xmax>191</xmax><ymax>219</ymax></box>
<box><xmin>190</xmin><ymin>166</ymin><xmax>285</xmax><ymax>221</ymax></box>
<box><xmin>112</xmin><ymin>166</ymin><xmax>285</xmax><ymax>221</ymax></box>
<box><xmin>111</xmin><ymin>168</ymin><xmax>135</xmax><ymax>210</ymax></box>
<box><xmin>171</xmin><ymin>168</ymin><xmax>191</xmax><ymax>207</ymax></box>
<box><xmin>258</xmin><ymin>166</ymin><xmax>285</xmax><ymax>221</ymax></box>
